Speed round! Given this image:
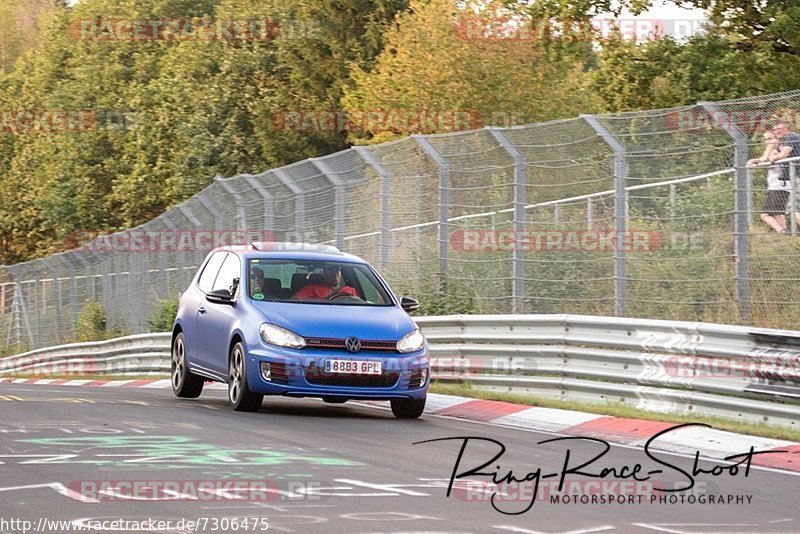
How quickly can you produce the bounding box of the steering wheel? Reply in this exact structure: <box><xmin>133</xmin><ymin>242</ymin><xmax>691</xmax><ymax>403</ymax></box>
<box><xmin>328</xmin><ymin>288</ymin><xmax>364</xmax><ymax>301</ymax></box>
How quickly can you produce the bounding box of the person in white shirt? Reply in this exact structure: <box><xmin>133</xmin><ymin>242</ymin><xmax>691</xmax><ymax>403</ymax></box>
<box><xmin>748</xmin><ymin>130</ymin><xmax>791</xmax><ymax>234</ymax></box>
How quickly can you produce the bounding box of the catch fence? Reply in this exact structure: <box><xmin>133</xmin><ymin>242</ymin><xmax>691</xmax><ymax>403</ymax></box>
<box><xmin>3</xmin><ymin>90</ymin><xmax>800</xmax><ymax>351</ymax></box>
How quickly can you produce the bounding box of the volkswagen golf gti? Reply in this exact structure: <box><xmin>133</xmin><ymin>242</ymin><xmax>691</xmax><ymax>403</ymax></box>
<box><xmin>170</xmin><ymin>242</ymin><xmax>429</xmax><ymax>418</ymax></box>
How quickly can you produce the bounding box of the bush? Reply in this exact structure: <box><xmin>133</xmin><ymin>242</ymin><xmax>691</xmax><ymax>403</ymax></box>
<box><xmin>74</xmin><ymin>301</ymin><xmax>107</xmax><ymax>342</ymax></box>
<box><xmin>395</xmin><ymin>277</ymin><xmax>480</xmax><ymax>316</ymax></box>
<box><xmin>147</xmin><ymin>299</ymin><xmax>178</xmax><ymax>332</ymax></box>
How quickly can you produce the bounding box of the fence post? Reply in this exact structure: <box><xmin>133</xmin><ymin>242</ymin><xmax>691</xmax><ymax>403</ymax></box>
<box><xmin>55</xmin><ymin>256</ymin><xmax>79</xmax><ymax>342</ymax></box>
<box><xmin>11</xmin><ymin>282</ymin><xmax>34</xmax><ymax>349</ymax></box>
<box><xmin>241</xmin><ymin>174</ymin><xmax>276</xmax><ymax>238</ymax></box>
<box><xmin>413</xmin><ymin>135</ymin><xmax>450</xmax><ymax>286</ymax></box>
<box><xmin>488</xmin><ymin>127</ymin><xmax>527</xmax><ymax>314</ymax></box>
<box><xmin>669</xmin><ymin>183</ymin><xmax>677</xmax><ymax>221</ymax></box>
<box><xmin>214</xmin><ymin>176</ymin><xmax>248</xmax><ymax>231</ymax></box>
<box><xmin>582</xmin><ymin>115</ymin><xmax>628</xmax><ymax>317</ymax></box>
<box><xmin>699</xmin><ymin>102</ymin><xmax>749</xmax><ymax>321</ymax></box>
<box><xmin>196</xmin><ymin>191</ymin><xmax>223</xmax><ymax>231</ymax></box>
<box><xmin>272</xmin><ymin>169</ymin><xmax>306</xmax><ymax>241</ymax></box>
<box><xmin>310</xmin><ymin>157</ymin><xmax>345</xmax><ymax>250</ymax></box>
<box><xmin>353</xmin><ymin>146</ymin><xmax>391</xmax><ymax>271</ymax></box>
<box><xmin>791</xmin><ymin>165</ymin><xmax>798</xmax><ymax>236</ymax></box>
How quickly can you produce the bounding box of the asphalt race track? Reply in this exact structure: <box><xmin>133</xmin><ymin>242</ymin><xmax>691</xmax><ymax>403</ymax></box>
<box><xmin>0</xmin><ymin>382</ymin><xmax>797</xmax><ymax>534</ymax></box>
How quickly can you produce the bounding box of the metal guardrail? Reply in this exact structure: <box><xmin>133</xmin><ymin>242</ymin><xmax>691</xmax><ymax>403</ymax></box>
<box><xmin>0</xmin><ymin>333</ymin><xmax>171</xmax><ymax>376</ymax></box>
<box><xmin>2</xmin><ymin>315</ymin><xmax>799</xmax><ymax>428</ymax></box>
<box><xmin>420</xmin><ymin>315</ymin><xmax>800</xmax><ymax>428</ymax></box>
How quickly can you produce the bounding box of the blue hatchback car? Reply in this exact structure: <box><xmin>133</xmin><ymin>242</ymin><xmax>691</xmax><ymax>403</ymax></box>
<box><xmin>171</xmin><ymin>242</ymin><xmax>429</xmax><ymax>418</ymax></box>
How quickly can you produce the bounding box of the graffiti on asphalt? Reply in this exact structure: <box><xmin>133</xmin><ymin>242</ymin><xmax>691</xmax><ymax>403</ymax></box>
<box><xmin>0</xmin><ymin>435</ymin><xmax>359</xmax><ymax>468</ymax></box>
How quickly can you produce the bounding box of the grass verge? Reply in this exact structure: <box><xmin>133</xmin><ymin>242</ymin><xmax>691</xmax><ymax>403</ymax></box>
<box><xmin>430</xmin><ymin>382</ymin><xmax>800</xmax><ymax>443</ymax></box>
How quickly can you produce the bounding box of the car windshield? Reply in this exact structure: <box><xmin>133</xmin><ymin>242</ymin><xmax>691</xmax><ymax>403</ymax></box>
<box><xmin>247</xmin><ymin>259</ymin><xmax>393</xmax><ymax>306</ymax></box>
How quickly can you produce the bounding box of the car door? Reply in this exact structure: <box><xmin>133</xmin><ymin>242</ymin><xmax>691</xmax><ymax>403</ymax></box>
<box><xmin>197</xmin><ymin>252</ymin><xmax>242</xmax><ymax>376</ymax></box>
<box><xmin>188</xmin><ymin>251</ymin><xmax>227</xmax><ymax>372</ymax></box>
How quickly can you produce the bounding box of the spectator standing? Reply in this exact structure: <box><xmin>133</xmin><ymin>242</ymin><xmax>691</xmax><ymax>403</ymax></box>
<box><xmin>749</xmin><ymin>130</ymin><xmax>790</xmax><ymax>234</ymax></box>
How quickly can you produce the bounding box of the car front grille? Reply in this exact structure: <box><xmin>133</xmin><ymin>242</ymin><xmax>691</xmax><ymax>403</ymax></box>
<box><xmin>303</xmin><ymin>366</ymin><xmax>400</xmax><ymax>388</ymax></box>
<box><xmin>304</xmin><ymin>337</ymin><xmax>398</xmax><ymax>352</ymax></box>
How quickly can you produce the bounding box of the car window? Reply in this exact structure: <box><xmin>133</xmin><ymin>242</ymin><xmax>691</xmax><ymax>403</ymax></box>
<box><xmin>197</xmin><ymin>252</ymin><xmax>227</xmax><ymax>293</ymax></box>
<box><xmin>353</xmin><ymin>268</ymin><xmax>386</xmax><ymax>304</ymax></box>
<box><xmin>213</xmin><ymin>253</ymin><xmax>241</xmax><ymax>294</ymax></box>
<box><xmin>247</xmin><ymin>259</ymin><xmax>392</xmax><ymax>306</ymax></box>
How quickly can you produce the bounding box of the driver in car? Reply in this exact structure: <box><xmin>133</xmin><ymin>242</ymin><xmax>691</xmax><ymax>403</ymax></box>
<box><xmin>291</xmin><ymin>265</ymin><xmax>360</xmax><ymax>300</ymax></box>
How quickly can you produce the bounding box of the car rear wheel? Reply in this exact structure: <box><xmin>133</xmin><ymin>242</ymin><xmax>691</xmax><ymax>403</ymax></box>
<box><xmin>391</xmin><ymin>397</ymin><xmax>426</xmax><ymax>419</ymax></box>
<box><xmin>172</xmin><ymin>332</ymin><xmax>204</xmax><ymax>398</ymax></box>
<box><xmin>229</xmin><ymin>341</ymin><xmax>263</xmax><ymax>412</ymax></box>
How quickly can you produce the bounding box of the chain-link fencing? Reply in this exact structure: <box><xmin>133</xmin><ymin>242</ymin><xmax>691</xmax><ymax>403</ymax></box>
<box><xmin>3</xmin><ymin>89</ymin><xmax>800</xmax><ymax>352</ymax></box>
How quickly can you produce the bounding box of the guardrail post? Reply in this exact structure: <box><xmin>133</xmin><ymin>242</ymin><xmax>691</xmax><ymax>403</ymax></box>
<box><xmin>272</xmin><ymin>169</ymin><xmax>306</xmax><ymax>241</ymax></box>
<box><xmin>413</xmin><ymin>135</ymin><xmax>450</xmax><ymax>286</ymax></box>
<box><xmin>699</xmin><ymin>102</ymin><xmax>749</xmax><ymax>321</ymax></box>
<box><xmin>310</xmin><ymin>157</ymin><xmax>345</xmax><ymax>250</ymax></box>
<box><xmin>488</xmin><ymin>127</ymin><xmax>527</xmax><ymax>313</ymax></box>
<box><xmin>582</xmin><ymin>115</ymin><xmax>628</xmax><ymax>316</ymax></box>
<box><xmin>354</xmin><ymin>147</ymin><xmax>391</xmax><ymax>270</ymax></box>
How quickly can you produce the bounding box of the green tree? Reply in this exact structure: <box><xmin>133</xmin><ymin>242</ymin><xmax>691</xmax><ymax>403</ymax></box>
<box><xmin>0</xmin><ymin>0</ymin><xmax>65</xmax><ymax>74</ymax></box>
<box><xmin>585</xmin><ymin>1</ymin><xmax>800</xmax><ymax>110</ymax></box>
<box><xmin>343</xmin><ymin>0</ymin><xmax>602</xmax><ymax>144</ymax></box>
<box><xmin>0</xmin><ymin>0</ymin><xmax>411</xmax><ymax>263</ymax></box>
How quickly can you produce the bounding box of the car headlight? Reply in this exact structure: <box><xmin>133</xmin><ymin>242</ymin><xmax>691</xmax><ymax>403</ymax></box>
<box><xmin>260</xmin><ymin>323</ymin><xmax>306</xmax><ymax>349</ymax></box>
<box><xmin>397</xmin><ymin>329</ymin><xmax>425</xmax><ymax>353</ymax></box>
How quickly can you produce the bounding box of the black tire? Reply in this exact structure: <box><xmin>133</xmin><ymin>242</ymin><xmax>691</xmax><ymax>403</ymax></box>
<box><xmin>172</xmin><ymin>332</ymin><xmax>204</xmax><ymax>398</ymax></box>
<box><xmin>322</xmin><ymin>397</ymin><xmax>348</xmax><ymax>404</ymax></box>
<box><xmin>391</xmin><ymin>397</ymin><xmax>426</xmax><ymax>419</ymax></box>
<box><xmin>229</xmin><ymin>341</ymin><xmax>263</xmax><ymax>412</ymax></box>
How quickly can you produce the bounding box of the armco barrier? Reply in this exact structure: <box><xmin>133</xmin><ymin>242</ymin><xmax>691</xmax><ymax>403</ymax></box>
<box><xmin>0</xmin><ymin>333</ymin><xmax>171</xmax><ymax>376</ymax></box>
<box><xmin>1</xmin><ymin>315</ymin><xmax>799</xmax><ymax>427</ymax></box>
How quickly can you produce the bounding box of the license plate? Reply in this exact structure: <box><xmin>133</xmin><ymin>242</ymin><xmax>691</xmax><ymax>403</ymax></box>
<box><xmin>325</xmin><ymin>360</ymin><xmax>381</xmax><ymax>375</ymax></box>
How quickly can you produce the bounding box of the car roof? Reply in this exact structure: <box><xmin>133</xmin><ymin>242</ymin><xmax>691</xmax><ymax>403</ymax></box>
<box><xmin>210</xmin><ymin>242</ymin><xmax>367</xmax><ymax>263</ymax></box>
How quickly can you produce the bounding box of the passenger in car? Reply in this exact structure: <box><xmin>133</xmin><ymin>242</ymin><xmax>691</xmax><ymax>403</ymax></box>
<box><xmin>249</xmin><ymin>267</ymin><xmax>266</xmax><ymax>300</ymax></box>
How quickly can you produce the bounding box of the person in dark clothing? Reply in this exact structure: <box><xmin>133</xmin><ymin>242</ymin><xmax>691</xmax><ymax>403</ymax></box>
<box><xmin>771</xmin><ymin>121</ymin><xmax>800</xmax><ymax>226</ymax></box>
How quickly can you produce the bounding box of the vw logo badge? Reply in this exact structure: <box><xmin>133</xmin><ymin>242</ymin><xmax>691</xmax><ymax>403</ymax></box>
<box><xmin>345</xmin><ymin>337</ymin><xmax>361</xmax><ymax>353</ymax></box>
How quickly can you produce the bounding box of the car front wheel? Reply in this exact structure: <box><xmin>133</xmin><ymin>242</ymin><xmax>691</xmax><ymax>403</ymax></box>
<box><xmin>172</xmin><ymin>332</ymin><xmax>204</xmax><ymax>398</ymax></box>
<box><xmin>391</xmin><ymin>397</ymin><xmax>426</xmax><ymax>419</ymax></box>
<box><xmin>229</xmin><ymin>341</ymin><xmax>263</xmax><ymax>412</ymax></box>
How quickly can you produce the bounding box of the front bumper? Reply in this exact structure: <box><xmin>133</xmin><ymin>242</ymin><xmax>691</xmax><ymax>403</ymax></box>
<box><xmin>245</xmin><ymin>342</ymin><xmax>429</xmax><ymax>400</ymax></box>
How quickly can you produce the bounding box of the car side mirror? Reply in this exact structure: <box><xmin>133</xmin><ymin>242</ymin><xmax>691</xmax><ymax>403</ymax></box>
<box><xmin>207</xmin><ymin>288</ymin><xmax>234</xmax><ymax>305</ymax></box>
<box><xmin>400</xmin><ymin>296</ymin><xmax>419</xmax><ymax>312</ymax></box>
